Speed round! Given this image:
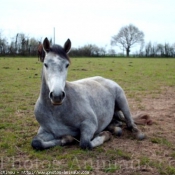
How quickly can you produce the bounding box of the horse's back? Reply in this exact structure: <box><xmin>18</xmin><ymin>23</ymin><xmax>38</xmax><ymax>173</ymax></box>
<box><xmin>70</xmin><ymin>76</ymin><xmax>117</xmax><ymax>101</ymax></box>
<box><xmin>72</xmin><ymin>76</ymin><xmax>122</xmax><ymax>95</ymax></box>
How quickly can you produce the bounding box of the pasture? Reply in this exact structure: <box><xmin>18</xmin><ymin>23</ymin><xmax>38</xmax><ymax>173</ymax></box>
<box><xmin>0</xmin><ymin>57</ymin><xmax>175</xmax><ymax>175</ymax></box>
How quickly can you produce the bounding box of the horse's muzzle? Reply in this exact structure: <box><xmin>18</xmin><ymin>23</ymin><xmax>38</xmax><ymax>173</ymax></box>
<box><xmin>49</xmin><ymin>91</ymin><xmax>65</xmax><ymax>105</ymax></box>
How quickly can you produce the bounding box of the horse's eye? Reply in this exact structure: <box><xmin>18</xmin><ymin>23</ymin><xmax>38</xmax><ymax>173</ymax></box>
<box><xmin>66</xmin><ymin>64</ymin><xmax>69</xmax><ymax>68</ymax></box>
<box><xmin>44</xmin><ymin>63</ymin><xmax>48</xmax><ymax>68</ymax></box>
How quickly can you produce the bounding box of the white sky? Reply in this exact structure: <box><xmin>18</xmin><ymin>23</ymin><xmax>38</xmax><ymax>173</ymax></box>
<box><xmin>1</xmin><ymin>0</ymin><xmax>175</xmax><ymax>51</ymax></box>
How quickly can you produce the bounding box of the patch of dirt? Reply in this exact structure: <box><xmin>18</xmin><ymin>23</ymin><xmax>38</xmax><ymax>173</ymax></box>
<box><xmin>94</xmin><ymin>86</ymin><xmax>175</xmax><ymax>175</ymax></box>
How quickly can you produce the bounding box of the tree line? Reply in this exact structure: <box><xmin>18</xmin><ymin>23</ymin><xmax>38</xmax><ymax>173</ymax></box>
<box><xmin>69</xmin><ymin>42</ymin><xmax>175</xmax><ymax>58</ymax></box>
<box><xmin>0</xmin><ymin>33</ymin><xmax>41</xmax><ymax>56</ymax></box>
<box><xmin>142</xmin><ymin>42</ymin><xmax>175</xmax><ymax>57</ymax></box>
<box><xmin>0</xmin><ymin>25</ymin><xmax>175</xmax><ymax>57</ymax></box>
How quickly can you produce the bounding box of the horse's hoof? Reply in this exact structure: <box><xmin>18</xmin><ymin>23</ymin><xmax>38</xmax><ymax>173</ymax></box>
<box><xmin>99</xmin><ymin>131</ymin><xmax>112</xmax><ymax>142</ymax></box>
<box><xmin>61</xmin><ymin>135</ymin><xmax>74</xmax><ymax>145</ymax></box>
<box><xmin>136</xmin><ymin>132</ymin><xmax>146</xmax><ymax>140</ymax></box>
<box><xmin>31</xmin><ymin>139</ymin><xmax>43</xmax><ymax>150</ymax></box>
<box><xmin>80</xmin><ymin>141</ymin><xmax>92</xmax><ymax>150</ymax></box>
<box><xmin>114</xmin><ymin>127</ymin><xmax>122</xmax><ymax>136</ymax></box>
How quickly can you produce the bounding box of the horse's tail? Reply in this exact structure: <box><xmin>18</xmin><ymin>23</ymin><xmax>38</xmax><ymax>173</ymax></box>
<box><xmin>116</xmin><ymin>111</ymin><xmax>153</xmax><ymax>125</ymax></box>
<box><xmin>132</xmin><ymin>113</ymin><xmax>153</xmax><ymax>125</ymax></box>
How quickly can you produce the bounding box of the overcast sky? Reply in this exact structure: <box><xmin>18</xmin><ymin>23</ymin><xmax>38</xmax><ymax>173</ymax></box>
<box><xmin>1</xmin><ymin>0</ymin><xmax>175</xmax><ymax>51</ymax></box>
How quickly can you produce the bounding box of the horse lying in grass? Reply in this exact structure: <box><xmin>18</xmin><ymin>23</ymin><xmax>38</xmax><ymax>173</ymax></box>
<box><xmin>31</xmin><ymin>38</ymin><xmax>146</xmax><ymax>150</ymax></box>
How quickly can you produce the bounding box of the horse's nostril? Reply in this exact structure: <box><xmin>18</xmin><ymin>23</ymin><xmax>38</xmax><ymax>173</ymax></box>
<box><xmin>62</xmin><ymin>91</ymin><xmax>65</xmax><ymax>99</ymax></box>
<box><xmin>49</xmin><ymin>92</ymin><xmax>53</xmax><ymax>99</ymax></box>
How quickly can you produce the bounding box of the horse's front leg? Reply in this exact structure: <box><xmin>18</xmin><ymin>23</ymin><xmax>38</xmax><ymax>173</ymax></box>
<box><xmin>79</xmin><ymin>121</ymin><xmax>95</xmax><ymax>150</ymax></box>
<box><xmin>79</xmin><ymin>119</ymin><xmax>111</xmax><ymax>149</ymax></box>
<box><xmin>31</xmin><ymin>127</ymin><xmax>74</xmax><ymax>150</ymax></box>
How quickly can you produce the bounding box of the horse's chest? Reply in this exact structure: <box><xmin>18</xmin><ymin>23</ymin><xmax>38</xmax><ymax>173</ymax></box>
<box><xmin>37</xmin><ymin>109</ymin><xmax>78</xmax><ymax>137</ymax></box>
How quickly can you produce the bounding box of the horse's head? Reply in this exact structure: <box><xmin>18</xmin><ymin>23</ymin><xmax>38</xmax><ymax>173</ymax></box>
<box><xmin>43</xmin><ymin>37</ymin><xmax>71</xmax><ymax>105</ymax></box>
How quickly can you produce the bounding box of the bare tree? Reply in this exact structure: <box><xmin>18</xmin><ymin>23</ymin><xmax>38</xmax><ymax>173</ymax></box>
<box><xmin>108</xmin><ymin>49</ymin><xmax>116</xmax><ymax>56</ymax></box>
<box><xmin>111</xmin><ymin>24</ymin><xmax>144</xmax><ymax>57</ymax></box>
<box><xmin>156</xmin><ymin>43</ymin><xmax>164</xmax><ymax>56</ymax></box>
<box><xmin>29</xmin><ymin>37</ymin><xmax>39</xmax><ymax>56</ymax></box>
<box><xmin>0</xmin><ymin>31</ymin><xmax>8</xmax><ymax>55</ymax></box>
<box><xmin>164</xmin><ymin>43</ymin><xmax>174</xmax><ymax>57</ymax></box>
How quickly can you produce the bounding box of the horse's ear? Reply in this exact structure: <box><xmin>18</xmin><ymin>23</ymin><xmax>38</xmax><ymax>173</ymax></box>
<box><xmin>43</xmin><ymin>37</ymin><xmax>50</xmax><ymax>52</ymax></box>
<box><xmin>64</xmin><ymin>39</ymin><xmax>71</xmax><ymax>54</ymax></box>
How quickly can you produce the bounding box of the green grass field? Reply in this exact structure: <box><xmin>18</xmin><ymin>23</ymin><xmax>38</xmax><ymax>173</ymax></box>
<box><xmin>0</xmin><ymin>57</ymin><xmax>175</xmax><ymax>174</ymax></box>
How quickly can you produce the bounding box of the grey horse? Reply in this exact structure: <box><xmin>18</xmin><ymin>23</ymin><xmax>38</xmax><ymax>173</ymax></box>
<box><xmin>31</xmin><ymin>38</ymin><xmax>145</xmax><ymax>150</ymax></box>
